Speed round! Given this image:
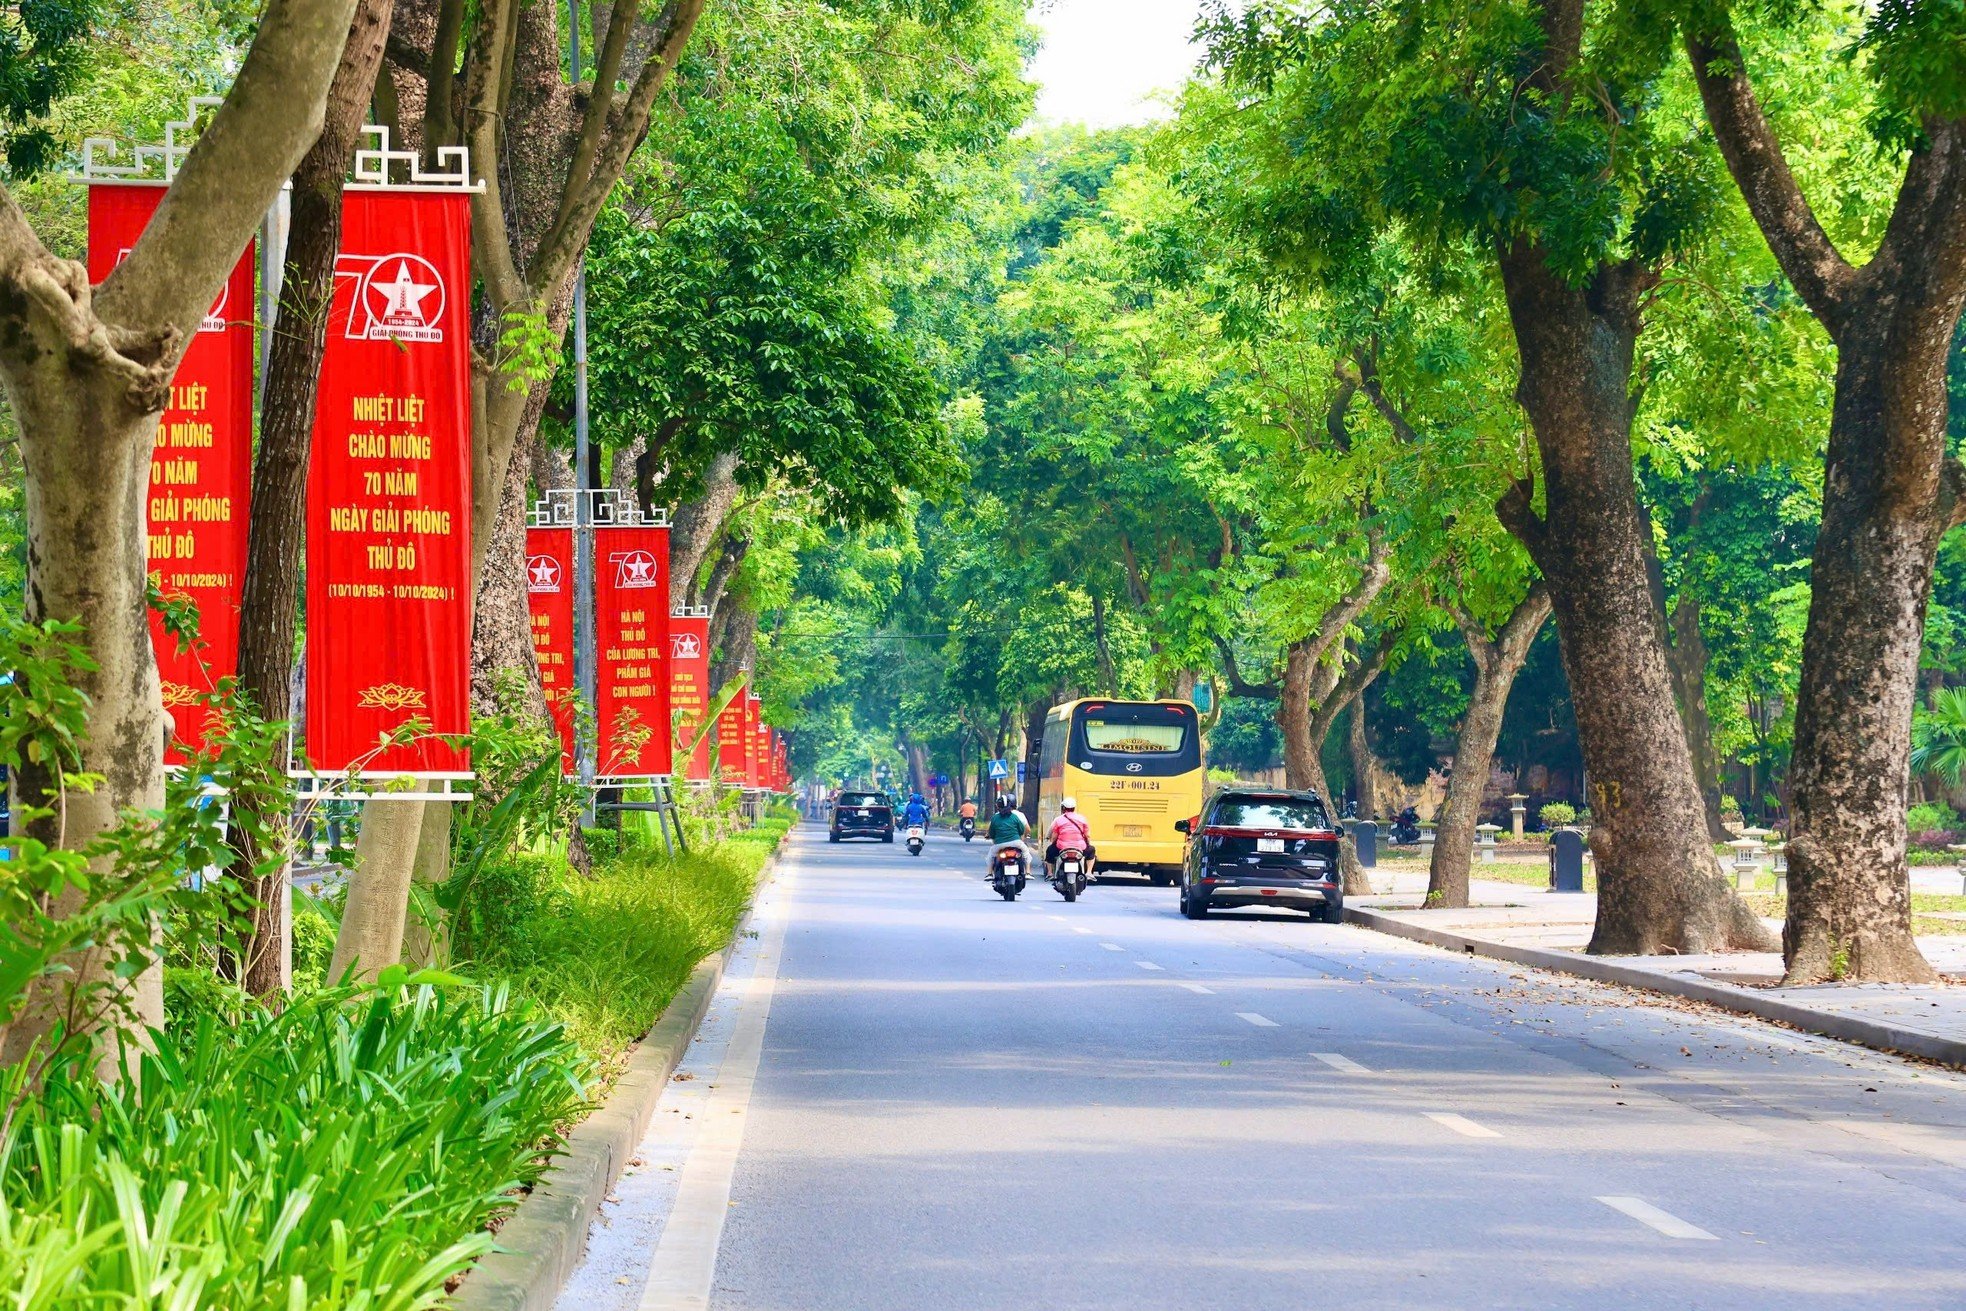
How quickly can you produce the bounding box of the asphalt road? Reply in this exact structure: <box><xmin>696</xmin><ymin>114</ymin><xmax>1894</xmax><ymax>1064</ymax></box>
<box><xmin>557</xmin><ymin>824</ymin><xmax>1966</xmax><ymax>1311</ymax></box>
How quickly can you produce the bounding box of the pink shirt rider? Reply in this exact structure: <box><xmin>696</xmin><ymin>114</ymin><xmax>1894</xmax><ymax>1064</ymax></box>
<box><xmin>1049</xmin><ymin>810</ymin><xmax>1092</xmax><ymax>851</ymax></box>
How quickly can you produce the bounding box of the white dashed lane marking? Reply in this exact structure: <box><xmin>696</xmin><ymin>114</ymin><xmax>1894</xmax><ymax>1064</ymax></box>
<box><xmin>1100</xmin><ymin>943</ymin><xmax>1125</xmax><ymax>952</ymax></box>
<box><xmin>1134</xmin><ymin>961</ymin><xmax>1164</xmax><ymax>971</ymax></box>
<box><xmin>1071</xmin><ymin>927</ymin><xmax>1094</xmax><ymax>936</ymax></box>
<box><xmin>1312</xmin><ymin>1052</ymin><xmax>1369</xmax><ymax>1074</ymax></box>
<box><xmin>1236</xmin><ymin>1012</ymin><xmax>1279</xmax><ymax>1028</ymax></box>
<box><xmin>1180</xmin><ymin>983</ymin><xmax>1216</xmax><ymax>995</ymax></box>
<box><xmin>1595</xmin><ymin>1196</ymin><xmax>1719</xmax><ymax>1241</ymax></box>
<box><xmin>1425</xmin><ymin>1112</ymin><xmax>1501</xmax><ymax>1140</ymax></box>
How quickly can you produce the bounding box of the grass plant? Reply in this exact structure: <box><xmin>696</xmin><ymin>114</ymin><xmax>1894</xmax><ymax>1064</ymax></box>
<box><xmin>0</xmin><ymin>978</ymin><xmax>588</xmax><ymax>1309</ymax></box>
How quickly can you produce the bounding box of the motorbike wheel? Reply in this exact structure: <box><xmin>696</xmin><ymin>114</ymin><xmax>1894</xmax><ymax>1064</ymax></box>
<box><xmin>1058</xmin><ymin>876</ymin><xmax>1077</xmax><ymax>902</ymax></box>
<box><xmin>999</xmin><ymin>882</ymin><xmax>1018</xmax><ymax>901</ymax></box>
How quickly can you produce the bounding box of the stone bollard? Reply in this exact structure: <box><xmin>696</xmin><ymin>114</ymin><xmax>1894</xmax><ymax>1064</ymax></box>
<box><xmin>1418</xmin><ymin>822</ymin><xmax>1435</xmax><ymax>867</ymax></box>
<box><xmin>1727</xmin><ymin>836</ymin><xmax>1763</xmax><ymax>890</ymax></box>
<box><xmin>1476</xmin><ymin>823</ymin><xmax>1501</xmax><ymax>864</ymax></box>
<box><xmin>1549</xmin><ymin>828</ymin><xmax>1586</xmax><ymax>892</ymax></box>
<box><xmin>1508</xmin><ymin>792</ymin><xmax>1528</xmax><ymax>840</ymax></box>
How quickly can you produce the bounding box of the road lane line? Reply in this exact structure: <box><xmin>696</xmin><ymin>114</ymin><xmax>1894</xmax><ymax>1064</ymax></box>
<box><xmin>1134</xmin><ymin>961</ymin><xmax>1165</xmax><ymax>971</ymax></box>
<box><xmin>636</xmin><ymin>867</ymin><xmax>794</xmax><ymax>1311</ymax></box>
<box><xmin>1100</xmin><ymin>942</ymin><xmax>1125</xmax><ymax>952</ymax></box>
<box><xmin>1595</xmin><ymin>1196</ymin><xmax>1719</xmax><ymax>1241</ymax></box>
<box><xmin>1236</xmin><ymin>1012</ymin><xmax>1279</xmax><ymax>1027</ymax></box>
<box><xmin>1180</xmin><ymin>983</ymin><xmax>1216</xmax><ymax>994</ymax></box>
<box><xmin>1424</xmin><ymin>1112</ymin><xmax>1501</xmax><ymax>1139</ymax></box>
<box><xmin>1071</xmin><ymin>927</ymin><xmax>1094</xmax><ymax>936</ymax></box>
<box><xmin>1312</xmin><ymin>1052</ymin><xmax>1369</xmax><ymax>1074</ymax></box>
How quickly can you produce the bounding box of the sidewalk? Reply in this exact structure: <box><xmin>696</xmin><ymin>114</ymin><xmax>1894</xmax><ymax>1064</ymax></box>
<box><xmin>1351</xmin><ymin>867</ymin><xmax>1966</xmax><ymax>1066</ymax></box>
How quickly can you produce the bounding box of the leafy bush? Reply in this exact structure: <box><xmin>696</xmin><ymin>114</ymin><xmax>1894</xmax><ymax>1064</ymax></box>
<box><xmin>0</xmin><ymin>978</ymin><xmax>589</xmax><ymax>1310</ymax></box>
<box><xmin>1720</xmin><ymin>793</ymin><xmax>1743</xmax><ymax>818</ymax></box>
<box><xmin>462</xmin><ymin>838</ymin><xmax>768</xmax><ymax>1062</ymax></box>
<box><xmin>1908</xmin><ymin>826</ymin><xmax>1964</xmax><ymax>852</ymax></box>
<box><xmin>292</xmin><ymin>892</ymin><xmax>339</xmax><ymax>992</ymax></box>
<box><xmin>1538</xmin><ymin>801</ymin><xmax>1577</xmax><ymax>827</ymax></box>
<box><xmin>1907</xmin><ymin>801</ymin><xmax>1959</xmax><ymax>836</ymax></box>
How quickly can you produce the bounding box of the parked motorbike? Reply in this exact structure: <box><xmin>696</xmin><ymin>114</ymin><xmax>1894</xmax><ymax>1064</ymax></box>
<box><xmin>958</xmin><ymin>815</ymin><xmax>976</xmax><ymax>842</ymax></box>
<box><xmin>991</xmin><ymin>843</ymin><xmax>1027</xmax><ymax>901</ymax></box>
<box><xmin>1049</xmin><ymin>845</ymin><xmax>1089</xmax><ymax>902</ymax></box>
<box><xmin>1390</xmin><ymin>807</ymin><xmax>1422</xmax><ymax>845</ymax></box>
<box><xmin>906</xmin><ymin>824</ymin><xmax>926</xmax><ymax>856</ymax></box>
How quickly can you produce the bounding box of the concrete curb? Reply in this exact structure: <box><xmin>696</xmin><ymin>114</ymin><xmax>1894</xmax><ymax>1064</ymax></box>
<box><xmin>1346</xmin><ymin>905</ymin><xmax>1966</xmax><ymax>1068</ymax></box>
<box><xmin>450</xmin><ymin>842</ymin><xmax>784</xmax><ymax>1311</ymax></box>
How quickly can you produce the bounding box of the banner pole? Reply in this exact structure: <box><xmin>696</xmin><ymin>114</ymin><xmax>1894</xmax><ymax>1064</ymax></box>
<box><xmin>568</xmin><ymin>0</ymin><xmax>598</xmax><ymax>827</ymax></box>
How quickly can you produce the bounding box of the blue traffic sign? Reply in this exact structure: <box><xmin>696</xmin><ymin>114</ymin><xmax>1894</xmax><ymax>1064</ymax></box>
<box><xmin>986</xmin><ymin>758</ymin><xmax>1009</xmax><ymax>780</ymax></box>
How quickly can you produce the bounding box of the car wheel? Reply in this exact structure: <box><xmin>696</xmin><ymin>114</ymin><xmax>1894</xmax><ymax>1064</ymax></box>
<box><xmin>1320</xmin><ymin>897</ymin><xmax>1344</xmax><ymax>924</ymax></box>
<box><xmin>1182</xmin><ymin>887</ymin><xmax>1208</xmax><ymax>920</ymax></box>
<box><xmin>883</xmin><ymin>832</ymin><xmax>894</xmax><ymax>843</ymax></box>
<box><xmin>829</xmin><ymin>833</ymin><xmax>840</xmax><ymax>843</ymax></box>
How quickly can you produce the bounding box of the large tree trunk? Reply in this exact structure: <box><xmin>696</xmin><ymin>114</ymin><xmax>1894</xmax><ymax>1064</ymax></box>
<box><xmin>1020</xmin><ymin>698</ymin><xmax>1048</xmax><ymax>826</ymax></box>
<box><xmin>6</xmin><ymin>370</ymin><xmax>171</xmax><ymax>1061</ymax></box>
<box><xmin>1428</xmin><ymin>587</ymin><xmax>1551</xmax><ymax>910</ymax></box>
<box><xmin>471</xmin><ymin>423</ymin><xmax>549</xmax><ymax>716</ymax></box>
<box><xmin>669</xmin><ymin>448</ymin><xmax>742</xmax><ymax>595</ymax></box>
<box><xmin>1281</xmin><ymin>637</ymin><xmax>1391</xmax><ymax>895</ymax></box>
<box><xmin>1686</xmin><ymin>28</ymin><xmax>1966</xmax><ymax>983</ymax></box>
<box><xmin>1781</xmin><ymin>330</ymin><xmax>1955</xmax><ymax>982</ymax></box>
<box><xmin>1665</xmin><ymin>591</ymin><xmax>1730</xmax><ymax>842</ymax></box>
<box><xmin>0</xmin><ymin>0</ymin><xmax>362</xmax><ymax>1057</ymax></box>
<box><xmin>1347</xmin><ymin>699</ymin><xmax>1376</xmax><ymax>819</ymax></box>
<box><xmin>228</xmin><ymin>0</ymin><xmax>397</xmax><ymax>998</ymax></box>
<box><xmin>1495</xmin><ymin>246</ymin><xmax>1772</xmax><ymax>955</ymax></box>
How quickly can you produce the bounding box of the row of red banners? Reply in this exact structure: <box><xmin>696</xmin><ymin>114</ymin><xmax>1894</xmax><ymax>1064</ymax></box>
<box><xmin>93</xmin><ymin>180</ymin><xmax>786</xmax><ymax>787</ymax></box>
<box><xmin>524</xmin><ymin>527</ymin><xmax>784</xmax><ymax>786</ymax></box>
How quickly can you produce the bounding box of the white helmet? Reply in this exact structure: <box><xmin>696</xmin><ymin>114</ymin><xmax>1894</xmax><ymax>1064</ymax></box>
<box><xmin>1062</xmin><ymin>797</ymin><xmax>1077</xmax><ymax>811</ymax></box>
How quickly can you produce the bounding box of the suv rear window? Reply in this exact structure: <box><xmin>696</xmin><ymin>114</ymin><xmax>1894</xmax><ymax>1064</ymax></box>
<box><xmin>1210</xmin><ymin>797</ymin><xmax>1331</xmax><ymax>830</ymax></box>
<box><xmin>837</xmin><ymin>793</ymin><xmax>886</xmax><ymax>808</ymax></box>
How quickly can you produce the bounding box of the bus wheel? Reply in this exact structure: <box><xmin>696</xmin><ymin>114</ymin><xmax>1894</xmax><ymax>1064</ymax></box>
<box><xmin>1149</xmin><ymin>869</ymin><xmax>1174</xmax><ymax>887</ymax></box>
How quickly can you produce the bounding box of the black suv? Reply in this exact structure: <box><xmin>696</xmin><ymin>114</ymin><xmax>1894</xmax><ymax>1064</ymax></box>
<box><xmin>830</xmin><ymin>791</ymin><xmax>895</xmax><ymax>843</ymax></box>
<box><xmin>1175</xmin><ymin>789</ymin><xmax>1344</xmax><ymax>922</ymax></box>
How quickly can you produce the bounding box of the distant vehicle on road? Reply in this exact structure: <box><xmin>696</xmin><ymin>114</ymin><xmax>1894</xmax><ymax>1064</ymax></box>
<box><xmin>1176</xmin><ymin>788</ymin><xmax>1344</xmax><ymax>923</ymax></box>
<box><xmin>1037</xmin><ymin>698</ymin><xmax>1203</xmax><ymax>887</ymax></box>
<box><xmin>830</xmin><ymin>791</ymin><xmax>895</xmax><ymax>843</ymax></box>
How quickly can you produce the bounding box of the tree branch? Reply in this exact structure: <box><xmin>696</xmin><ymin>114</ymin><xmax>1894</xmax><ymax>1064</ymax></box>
<box><xmin>96</xmin><ymin>0</ymin><xmax>361</xmax><ymax>340</ymax></box>
<box><xmin>1308</xmin><ymin>629</ymin><xmax>1395</xmax><ymax>749</ymax></box>
<box><xmin>1684</xmin><ymin>23</ymin><xmax>1855</xmax><ymax>329</ymax></box>
<box><xmin>1213</xmin><ymin>634</ymin><xmax>1279</xmax><ymax>700</ymax></box>
<box><xmin>1304</xmin><ymin>525</ymin><xmax>1392</xmax><ymax>671</ymax></box>
<box><xmin>529</xmin><ymin>0</ymin><xmax>706</xmax><ymax>299</ymax></box>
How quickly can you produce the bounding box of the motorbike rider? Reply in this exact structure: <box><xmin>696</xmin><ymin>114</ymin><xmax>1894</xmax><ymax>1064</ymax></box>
<box><xmin>958</xmin><ymin>797</ymin><xmax>978</xmax><ymax>822</ymax></box>
<box><xmin>986</xmin><ymin>794</ymin><xmax>1031</xmax><ymax>878</ymax></box>
<box><xmin>1044</xmin><ymin>796</ymin><xmax>1096</xmax><ymax>874</ymax></box>
<box><xmin>903</xmin><ymin>791</ymin><xmax>931</xmax><ymax>828</ymax></box>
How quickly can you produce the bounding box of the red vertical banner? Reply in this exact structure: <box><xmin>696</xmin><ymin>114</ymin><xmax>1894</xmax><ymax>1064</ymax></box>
<box><xmin>525</xmin><ymin>527</ymin><xmax>575</xmax><ymax>771</ymax></box>
<box><xmin>716</xmin><ymin>684</ymin><xmax>747</xmax><ymax>779</ymax></box>
<box><xmin>306</xmin><ymin>189</ymin><xmax>473</xmax><ymax>775</ymax></box>
<box><xmin>89</xmin><ymin>184</ymin><xmax>254</xmax><ymax>764</ymax></box>
<box><xmin>743</xmin><ymin>692</ymin><xmax>762</xmax><ymax>788</ymax></box>
<box><xmin>669</xmin><ymin>611</ymin><xmax>712</xmax><ymax>782</ymax></box>
<box><xmin>594</xmin><ymin>525</ymin><xmax>672</xmax><ymax>777</ymax></box>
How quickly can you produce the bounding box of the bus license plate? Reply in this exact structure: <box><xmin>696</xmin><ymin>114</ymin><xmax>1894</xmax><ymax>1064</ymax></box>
<box><xmin>1257</xmin><ymin>838</ymin><xmax>1284</xmax><ymax>853</ymax></box>
<box><xmin>1117</xmin><ymin>824</ymin><xmax>1146</xmax><ymax>838</ymax></box>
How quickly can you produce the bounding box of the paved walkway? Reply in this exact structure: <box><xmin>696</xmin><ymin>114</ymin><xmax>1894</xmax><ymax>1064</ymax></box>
<box><xmin>1357</xmin><ymin>869</ymin><xmax>1966</xmax><ymax>1059</ymax></box>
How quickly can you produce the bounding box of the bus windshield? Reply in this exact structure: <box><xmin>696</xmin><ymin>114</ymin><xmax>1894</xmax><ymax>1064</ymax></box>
<box><xmin>1068</xmin><ymin>702</ymin><xmax>1201</xmax><ymax>777</ymax></box>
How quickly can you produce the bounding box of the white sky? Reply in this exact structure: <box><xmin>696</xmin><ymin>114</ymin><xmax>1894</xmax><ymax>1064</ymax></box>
<box><xmin>1026</xmin><ymin>0</ymin><xmax>1209</xmax><ymax>128</ymax></box>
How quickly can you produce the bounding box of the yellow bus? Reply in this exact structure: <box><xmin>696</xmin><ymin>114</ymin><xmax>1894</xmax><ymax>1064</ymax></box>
<box><xmin>1037</xmin><ymin>698</ymin><xmax>1204</xmax><ymax>886</ymax></box>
